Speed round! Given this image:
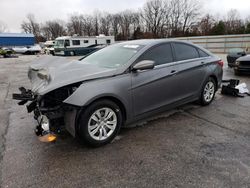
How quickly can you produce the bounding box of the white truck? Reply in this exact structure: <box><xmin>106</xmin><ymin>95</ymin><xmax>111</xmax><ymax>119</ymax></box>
<box><xmin>54</xmin><ymin>35</ymin><xmax>115</xmax><ymax>56</ymax></box>
<box><xmin>44</xmin><ymin>40</ymin><xmax>55</xmax><ymax>55</ymax></box>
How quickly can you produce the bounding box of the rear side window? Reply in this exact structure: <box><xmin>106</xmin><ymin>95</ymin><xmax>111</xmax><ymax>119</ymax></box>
<box><xmin>198</xmin><ymin>49</ymin><xmax>209</xmax><ymax>57</ymax></box>
<box><xmin>174</xmin><ymin>43</ymin><xmax>199</xmax><ymax>61</ymax></box>
<box><xmin>72</xmin><ymin>40</ymin><xmax>80</xmax><ymax>45</ymax></box>
<box><xmin>84</xmin><ymin>40</ymin><xmax>89</xmax><ymax>43</ymax></box>
<box><xmin>139</xmin><ymin>43</ymin><xmax>174</xmax><ymax>65</ymax></box>
<box><xmin>106</xmin><ymin>39</ymin><xmax>111</xmax><ymax>44</ymax></box>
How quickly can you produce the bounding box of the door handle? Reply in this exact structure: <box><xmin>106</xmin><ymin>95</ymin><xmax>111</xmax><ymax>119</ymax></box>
<box><xmin>170</xmin><ymin>70</ymin><xmax>177</xmax><ymax>74</ymax></box>
<box><xmin>201</xmin><ymin>61</ymin><xmax>205</xmax><ymax>65</ymax></box>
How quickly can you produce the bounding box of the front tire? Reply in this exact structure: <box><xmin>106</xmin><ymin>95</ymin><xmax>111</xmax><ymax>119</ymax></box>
<box><xmin>199</xmin><ymin>77</ymin><xmax>216</xmax><ymax>106</ymax></box>
<box><xmin>77</xmin><ymin>100</ymin><xmax>123</xmax><ymax>147</ymax></box>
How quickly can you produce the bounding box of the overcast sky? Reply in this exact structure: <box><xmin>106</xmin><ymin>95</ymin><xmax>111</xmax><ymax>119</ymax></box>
<box><xmin>1</xmin><ymin>0</ymin><xmax>250</xmax><ymax>32</ymax></box>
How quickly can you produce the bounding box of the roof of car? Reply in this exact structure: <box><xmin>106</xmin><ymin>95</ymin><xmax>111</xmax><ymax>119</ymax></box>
<box><xmin>118</xmin><ymin>39</ymin><xmax>213</xmax><ymax>57</ymax></box>
<box><xmin>120</xmin><ymin>39</ymin><xmax>192</xmax><ymax>46</ymax></box>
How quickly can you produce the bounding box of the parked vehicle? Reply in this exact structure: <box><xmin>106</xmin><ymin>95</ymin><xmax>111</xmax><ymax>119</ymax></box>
<box><xmin>13</xmin><ymin>39</ymin><xmax>223</xmax><ymax>147</ymax></box>
<box><xmin>227</xmin><ymin>48</ymin><xmax>246</xmax><ymax>67</ymax></box>
<box><xmin>13</xmin><ymin>45</ymin><xmax>42</xmax><ymax>55</ymax></box>
<box><xmin>0</xmin><ymin>47</ymin><xmax>14</xmax><ymax>58</ymax></box>
<box><xmin>234</xmin><ymin>55</ymin><xmax>250</xmax><ymax>75</ymax></box>
<box><xmin>44</xmin><ymin>41</ymin><xmax>55</xmax><ymax>55</ymax></box>
<box><xmin>53</xmin><ymin>35</ymin><xmax>115</xmax><ymax>56</ymax></box>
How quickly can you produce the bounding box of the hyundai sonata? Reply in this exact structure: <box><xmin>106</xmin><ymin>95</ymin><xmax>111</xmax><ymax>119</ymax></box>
<box><xmin>13</xmin><ymin>39</ymin><xmax>223</xmax><ymax>147</ymax></box>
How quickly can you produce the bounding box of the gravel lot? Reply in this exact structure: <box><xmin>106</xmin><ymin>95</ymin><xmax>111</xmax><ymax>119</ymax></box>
<box><xmin>0</xmin><ymin>54</ymin><xmax>250</xmax><ymax>188</ymax></box>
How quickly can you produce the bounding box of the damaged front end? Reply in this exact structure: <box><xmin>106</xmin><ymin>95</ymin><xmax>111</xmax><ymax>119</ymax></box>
<box><xmin>13</xmin><ymin>80</ymin><xmax>81</xmax><ymax>143</ymax></box>
<box><xmin>13</xmin><ymin>56</ymin><xmax>117</xmax><ymax>143</ymax></box>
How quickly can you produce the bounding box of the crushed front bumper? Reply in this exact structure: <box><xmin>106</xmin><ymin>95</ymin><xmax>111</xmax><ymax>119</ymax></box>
<box><xmin>13</xmin><ymin>87</ymin><xmax>78</xmax><ymax>141</ymax></box>
<box><xmin>13</xmin><ymin>87</ymin><xmax>59</xmax><ymax>141</ymax></box>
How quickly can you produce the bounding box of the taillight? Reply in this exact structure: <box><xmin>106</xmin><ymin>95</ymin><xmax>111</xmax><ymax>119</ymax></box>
<box><xmin>217</xmin><ymin>60</ymin><xmax>224</xmax><ymax>67</ymax></box>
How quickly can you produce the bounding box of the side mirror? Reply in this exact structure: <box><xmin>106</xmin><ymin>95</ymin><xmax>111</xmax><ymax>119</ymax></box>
<box><xmin>132</xmin><ymin>60</ymin><xmax>155</xmax><ymax>71</ymax></box>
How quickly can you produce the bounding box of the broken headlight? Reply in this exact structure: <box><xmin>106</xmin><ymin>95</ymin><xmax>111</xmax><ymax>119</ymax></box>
<box><xmin>37</xmin><ymin>69</ymin><xmax>50</xmax><ymax>81</ymax></box>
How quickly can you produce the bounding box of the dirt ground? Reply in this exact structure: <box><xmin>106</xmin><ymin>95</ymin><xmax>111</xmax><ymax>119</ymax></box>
<box><xmin>0</xmin><ymin>54</ymin><xmax>250</xmax><ymax>188</ymax></box>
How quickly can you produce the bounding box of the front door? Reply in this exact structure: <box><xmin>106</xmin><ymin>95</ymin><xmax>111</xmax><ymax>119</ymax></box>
<box><xmin>131</xmin><ymin>43</ymin><xmax>181</xmax><ymax>116</ymax></box>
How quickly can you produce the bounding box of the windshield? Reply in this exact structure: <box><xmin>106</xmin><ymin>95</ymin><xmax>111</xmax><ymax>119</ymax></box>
<box><xmin>80</xmin><ymin>43</ymin><xmax>144</xmax><ymax>68</ymax></box>
<box><xmin>54</xmin><ymin>40</ymin><xmax>64</xmax><ymax>48</ymax></box>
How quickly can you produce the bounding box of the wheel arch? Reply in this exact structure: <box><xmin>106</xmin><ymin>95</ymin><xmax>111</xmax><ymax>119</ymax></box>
<box><xmin>75</xmin><ymin>95</ymin><xmax>127</xmax><ymax>136</ymax></box>
<box><xmin>209</xmin><ymin>74</ymin><xmax>218</xmax><ymax>90</ymax></box>
<box><xmin>89</xmin><ymin>96</ymin><xmax>127</xmax><ymax>122</ymax></box>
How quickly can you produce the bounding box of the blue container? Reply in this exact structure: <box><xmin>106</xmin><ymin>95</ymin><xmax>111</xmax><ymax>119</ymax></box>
<box><xmin>0</xmin><ymin>33</ymin><xmax>35</xmax><ymax>47</ymax></box>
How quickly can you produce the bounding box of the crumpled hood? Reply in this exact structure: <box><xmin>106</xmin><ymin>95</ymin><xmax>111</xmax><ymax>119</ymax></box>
<box><xmin>237</xmin><ymin>55</ymin><xmax>250</xmax><ymax>61</ymax></box>
<box><xmin>29</xmin><ymin>56</ymin><xmax>117</xmax><ymax>95</ymax></box>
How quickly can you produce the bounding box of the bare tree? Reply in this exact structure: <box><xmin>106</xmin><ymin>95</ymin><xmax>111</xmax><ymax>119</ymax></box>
<box><xmin>225</xmin><ymin>9</ymin><xmax>244</xmax><ymax>34</ymax></box>
<box><xmin>130</xmin><ymin>12</ymin><xmax>141</xmax><ymax>36</ymax></box>
<box><xmin>20</xmin><ymin>1</ymin><xmax>250</xmax><ymax>41</ymax></box>
<box><xmin>67</xmin><ymin>14</ymin><xmax>84</xmax><ymax>36</ymax></box>
<box><xmin>82</xmin><ymin>15</ymin><xmax>95</xmax><ymax>36</ymax></box>
<box><xmin>119</xmin><ymin>10</ymin><xmax>135</xmax><ymax>40</ymax></box>
<box><xmin>110</xmin><ymin>14</ymin><xmax>121</xmax><ymax>39</ymax></box>
<box><xmin>93</xmin><ymin>11</ymin><xmax>101</xmax><ymax>36</ymax></box>
<box><xmin>42</xmin><ymin>20</ymin><xmax>66</xmax><ymax>40</ymax></box>
<box><xmin>141</xmin><ymin>0</ymin><xmax>169</xmax><ymax>38</ymax></box>
<box><xmin>21</xmin><ymin>14</ymin><xmax>41</xmax><ymax>42</ymax></box>
<box><xmin>181</xmin><ymin>0</ymin><xmax>201</xmax><ymax>34</ymax></box>
<box><xmin>169</xmin><ymin>0</ymin><xmax>183</xmax><ymax>36</ymax></box>
<box><xmin>21</xmin><ymin>14</ymin><xmax>40</xmax><ymax>35</ymax></box>
<box><xmin>99</xmin><ymin>13</ymin><xmax>112</xmax><ymax>36</ymax></box>
<box><xmin>199</xmin><ymin>14</ymin><xmax>215</xmax><ymax>35</ymax></box>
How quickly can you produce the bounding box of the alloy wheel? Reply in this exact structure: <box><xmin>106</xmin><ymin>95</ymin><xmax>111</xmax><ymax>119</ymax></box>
<box><xmin>87</xmin><ymin>108</ymin><xmax>117</xmax><ymax>141</ymax></box>
<box><xmin>203</xmin><ymin>81</ymin><xmax>215</xmax><ymax>103</ymax></box>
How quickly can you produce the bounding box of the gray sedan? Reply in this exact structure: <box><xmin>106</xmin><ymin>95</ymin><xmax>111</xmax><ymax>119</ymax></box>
<box><xmin>13</xmin><ymin>39</ymin><xmax>223</xmax><ymax>147</ymax></box>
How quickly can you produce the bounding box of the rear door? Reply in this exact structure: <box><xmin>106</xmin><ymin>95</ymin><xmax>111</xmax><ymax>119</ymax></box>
<box><xmin>172</xmin><ymin>42</ymin><xmax>210</xmax><ymax>99</ymax></box>
<box><xmin>131</xmin><ymin>43</ymin><xmax>181</xmax><ymax>116</ymax></box>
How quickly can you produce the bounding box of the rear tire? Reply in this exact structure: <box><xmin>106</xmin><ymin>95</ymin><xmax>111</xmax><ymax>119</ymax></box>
<box><xmin>77</xmin><ymin>100</ymin><xmax>122</xmax><ymax>147</ymax></box>
<box><xmin>199</xmin><ymin>77</ymin><xmax>216</xmax><ymax>106</ymax></box>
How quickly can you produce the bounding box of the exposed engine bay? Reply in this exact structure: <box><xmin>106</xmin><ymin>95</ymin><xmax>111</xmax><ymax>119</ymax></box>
<box><xmin>13</xmin><ymin>84</ymin><xmax>80</xmax><ymax>141</ymax></box>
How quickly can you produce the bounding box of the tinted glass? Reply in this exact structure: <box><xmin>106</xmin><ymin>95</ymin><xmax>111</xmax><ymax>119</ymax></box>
<box><xmin>84</xmin><ymin>40</ymin><xmax>89</xmax><ymax>43</ymax></box>
<box><xmin>72</xmin><ymin>40</ymin><xmax>80</xmax><ymax>45</ymax></box>
<box><xmin>198</xmin><ymin>49</ymin><xmax>209</xmax><ymax>57</ymax></box>
<box><xmin>65</xmin><ymin>40</ymin><xmax>70</xmax><ymax>47</ymax></box>
<box><xmin>106</xmin><ymin>39</ymin><xmax>111</xmax><ymax>44</ymax></box>
<box><xmin>174</xmin><ymin>43</ymin><xmax>199</xmax><ymax>61</ymax></box>
<box><xmin>139</xmin><ymin>43</ymin><xmax>173</xmax><ymax>65</ymax></box>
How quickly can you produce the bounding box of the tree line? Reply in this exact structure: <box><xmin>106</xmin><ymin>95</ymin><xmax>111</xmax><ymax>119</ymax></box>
<box><xmin>19</xmin><ymin>0</ymin><xmax>250</xmax><ymax>42</ymax></box>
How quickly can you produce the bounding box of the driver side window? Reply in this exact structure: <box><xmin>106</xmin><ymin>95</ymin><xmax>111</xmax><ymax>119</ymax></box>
<box><xmin>139</xmin><ymin>43</ymin><xmax>174</xmax><ymax>66</ymax></box>
<box><xmin>64</xmin><ymin>40</ymin><xmax>70</xmax><ymax>47</ymax></box>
